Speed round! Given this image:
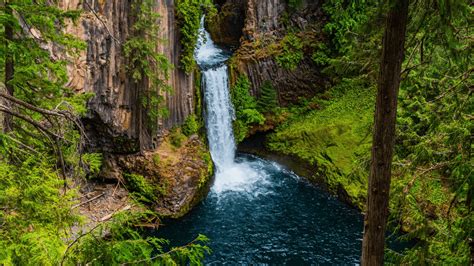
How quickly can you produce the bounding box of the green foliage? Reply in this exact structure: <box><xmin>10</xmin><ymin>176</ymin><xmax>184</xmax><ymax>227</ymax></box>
<box><xmin>182</xmin><ymin>114</ymin><xmax>200</xmax><ymax>136</ymax></box>
<box><xmin>257</xmin><ymin>81</ymin><xmax>278</xmax><ymax>113</ymax></box>
<box><xmin>123</xmin><ymin>173</ymin><xmax>158</xmax><ymax>203</ymax></box>
<box><xmin>176</xmin><ymin>0</ymin><xmax>201</xmax><ymax>73</ymax></box>
<box><xmin>123</xmin><ymin>0</ymin><xmax>172</xmax><ymax>132</ymax></box>
<box><xmin>272</xmin><ymin>0</ymin><xmax>473</xmax><ymax>263</ymax></box>
<box><xmin>64</xmin><ymin>210</ymin><xmax>211</xmax><ymax>265</ymax></box>
<box><xmin>268</xmin><ymin>0</ymin><xmax>381</xmax><ymax>209</ymax></box>
<box><xmin>286</xmin><ymin>0</ymin><xmax>303</xmax><ymax>11</ymax></box>
<box><xmin>0</xmin><ymin>156</ymin><xmax>80</xmax><ymax>265</ymax></box>
<box><xmin>0</xmin><ymin>2</ymin><xmax>209</xmax><ymax>265</ymax></box>
<box><xmin>230</xmin><ymin>75</ymin><xmax>265</xmax><ymax>142</ymax></box>
<box><xmin>1</xmin><ymin>1</ymin><xmax>85</xmax><ymax>108</ymax></box>
<box><xmin>0</xmin><ymin>6</ymin><xmax>87</xmax><ymax>264</ymax></box>
<box><xmin>386</xmin><ymin>2</ymin><xmax>473</xmax><ymax>263</ymax></box>
<box><xmin>176</xmin><ymin>0</ymin><xmax>216</xmax><ymax>73</ymax></box>
<box><xmin>170</xmin><ymin>127</ymin><xmax>188</xmax><ymax>148</ymax></box>
<box><xmin>82</xmin><ymin>153</ymin><xmax>103</xmax><ymax>178</ymax></box>
<box><xmin>275</xmin><ymin>32</ymin><xmax>304</xmax><ymax>70</ymax></box>
<box><xmin>322</xmin><ymin>0</ymin><xmax>377</xmax><ymax>55</ymax></box>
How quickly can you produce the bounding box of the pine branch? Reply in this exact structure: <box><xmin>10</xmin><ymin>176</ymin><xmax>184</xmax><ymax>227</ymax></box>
<box><xmin>430</xmin><ymin>68</ymin><xmax>474</xmax><ymax>102</ymax></box>
<box><xmin>0</xmin><ymin>104</ymin><xmax>64</xmax><ymax>140</ymax></box>
<box><xmin>120</xmin><ymin>237</ymin><xmax>207</xmax><ymax>265</ymax></box>
<box><xmin>0</xmin><ymin>91</ymin><xmax>69</xmax><ymax>117</ymax></box>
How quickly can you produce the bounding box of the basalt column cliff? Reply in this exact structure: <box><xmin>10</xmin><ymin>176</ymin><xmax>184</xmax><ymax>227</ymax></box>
<box><xmin>59</xmin><ymin>0</ymin><xmax>211</xmax><ymax>218</ymax></box>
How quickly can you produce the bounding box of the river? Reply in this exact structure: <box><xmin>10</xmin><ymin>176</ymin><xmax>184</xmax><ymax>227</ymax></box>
<box><xmin>157</xmin><ymin>17</ymin><xmax>364</xmax><ymax>264</ymax></box>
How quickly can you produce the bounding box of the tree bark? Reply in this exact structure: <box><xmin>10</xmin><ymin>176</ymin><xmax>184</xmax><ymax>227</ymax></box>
<box><xmin>3</xmin><ymin>0</ymin><xmax>14</xmax><ymax>133</ymax></box>
<box><xmin>361</xmin><ymin>1</ymin><xmax>409</xmax><ymax>265</ymax></box>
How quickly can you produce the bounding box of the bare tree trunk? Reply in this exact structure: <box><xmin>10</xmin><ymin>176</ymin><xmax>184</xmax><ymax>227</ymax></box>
<box><xmin>361</xmin><ymin>1</ymin><xmax>409</xmax><ymax>265</ymax></box>
<box><xmin>3</xmin><ymin>0</ymin><xmax>14</xmax><ymax>133</ymax></box>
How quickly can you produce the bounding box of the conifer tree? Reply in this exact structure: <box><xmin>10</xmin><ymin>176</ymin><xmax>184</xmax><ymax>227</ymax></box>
<box><xmin>361</xmin><ymin>0</ymin><xmax>409</xmax><ymax>264</ymax></box>
<box><xmin>257</xmin><ymin>80</ymin><xmax>278</xmax><ymax>113</ymax></box>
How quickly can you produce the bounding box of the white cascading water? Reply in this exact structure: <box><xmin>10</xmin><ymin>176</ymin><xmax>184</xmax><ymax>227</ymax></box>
<box><xmin>195</xmin><ymin>17</ymin><xmax>263</xmax><ymax>194</ymax></box>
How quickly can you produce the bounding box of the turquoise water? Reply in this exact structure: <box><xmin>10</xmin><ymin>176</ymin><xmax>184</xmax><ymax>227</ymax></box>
<box><xmin>158</xmin><ymin>154</ymin><xmax>364</xmax><ymax>264</ymax></box>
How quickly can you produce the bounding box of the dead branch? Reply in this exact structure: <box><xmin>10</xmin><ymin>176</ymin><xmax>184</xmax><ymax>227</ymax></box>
<box><xmin>100</xmin><ymin>205</ymin><xmax>132</xmax><ymax>222</ymax></box>
<box><xmin>0</xmin><ymin>104</ymin><xmax>64</xmax><ymax>140</ymax></box>
<box><xmin>72</xmin><ymin>193</ymin><xmax>105</xmax><ymax>209</ymax></box>
<box><xmin>403</xmin><ymin>162</ymin><xmax>451</xmax><ymax>194</ymax></box>
<box><xmin>0</xmin><ymin>91</ymin><xmax>69</xmax><ymax>117</ymax></box>
<box><xmin>60</xmin><ymin>222</ymin><xmax>103</xmax><ymax>266</ymax></box>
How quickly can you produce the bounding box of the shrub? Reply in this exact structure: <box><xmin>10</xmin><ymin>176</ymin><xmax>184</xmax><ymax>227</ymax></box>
<box><xmin>170</xmin><ymin>127</ymin><xmax>187</xmax><ymax>148</ymax></box>
<box><xmin>230</xmin><ymin>75</ymin><xmax>265</xmax><ymax>142</ymax></box>
<box><xmin>123</xmin><ymin>173</ymin><xmax>157</xmax><ymax>203</ymax></box>
<box><xmin>276</xmin><ymin>32</ymin><xmax>304</xmax><ymax>70</ymax></box>
<box><xmin>82</xmin><ymin>152</ymin><xmax>103</xmax><ymax>178</ymax></box>
<box><xmin>182</xmin><ymin>114</ymin><xmax>200</xmax><ymax>136</ymax></box>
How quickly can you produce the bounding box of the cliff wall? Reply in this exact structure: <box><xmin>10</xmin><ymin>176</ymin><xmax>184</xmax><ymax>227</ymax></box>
<box><xmin>210</xmin><ymin>0</ymin><xmax>328</xmax><ymax>106</ymax></box>
<box><xmin>60</xmin><ymin>0</ymin><xmax>196</xmax><ymax>153</ymax></box>
<box><xmin>58</xmin><ymin>0</ymin><xmax>209</xmax><ymax>217</ymax></box>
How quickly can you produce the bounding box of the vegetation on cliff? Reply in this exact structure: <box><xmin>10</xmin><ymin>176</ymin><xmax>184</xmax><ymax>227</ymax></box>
<box><xmin>275</xmin><ymin>32</ymin><xmax>304</xmax><ymax>70</ymax></box>
<box><xmin>176</xmin><ymin>0</ymin><xmax>217</xmax><ymax>73</ymax></box>
<box><xmin>124</xmin><ymin>0</ymin><xmax>172</xmax><ymax>134</ymax></box>
<box><xmin>230</xmin><ymin>75</ymin><xmax>265</xmax><ymax>142</ymax></box>
<box><xmin>268</xmin><ymin>85</ymin><xmax>374</xmax><ymax>208</ymax></box>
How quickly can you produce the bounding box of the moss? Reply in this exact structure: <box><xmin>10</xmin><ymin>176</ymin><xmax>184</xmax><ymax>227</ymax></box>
<box><xmin>194</xmin><ymin>68</ymin><xmax>205</xmax><ymax>130</ymax></box>
<box><xmin>168</xmin><ymin>143</ymin><xmax>214</xmax><ymax>219</ymax></box>
<box><xmin>200</xmin><ymin>150</ymin><xmax>214</xmax><ymax>188</ymax></box>
<box><xmin>152</xmin><ymin>154</ymin><xmax>161</xmax><ymax>166</ymax></box>
<box><xmin>155</xmin><ymin>179</ymin><xmax>169</xmax><ymax>197</ymax></box>
<box><xmin>268</xmin><ymin>85</ymin><xmax>375</xmax><ymax>208</ymax></box>
<box><xmin>123</xmin><ymin>173</ymin><xmax>158</xmax><ymax>203</ymax></box>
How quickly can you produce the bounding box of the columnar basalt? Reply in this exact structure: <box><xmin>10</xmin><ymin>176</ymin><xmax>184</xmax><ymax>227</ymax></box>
<box><xmin>58</xmin><ymin>0</ymin><xmax>210</xmax><ymax>217</ymax></box>
<box><xmin>210</xmin><ymin>0</ymin><xmax>328</xmax><ymax>108</ymax></box>
<box><xmin>60</xmin><ymin>0</ymin><xmax>196</xmax><ymax>153</ymax></box>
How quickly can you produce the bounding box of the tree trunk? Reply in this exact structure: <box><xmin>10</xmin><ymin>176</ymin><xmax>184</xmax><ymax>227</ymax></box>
<box><xmin>361</xmin><ymin>1</ymin><xmax>409</xmax><ymax>265</ymax></box>
<box><xmin>3</xmin><ymin>0</ymin><xmax>14</xmax><ymax>133</ymax></box>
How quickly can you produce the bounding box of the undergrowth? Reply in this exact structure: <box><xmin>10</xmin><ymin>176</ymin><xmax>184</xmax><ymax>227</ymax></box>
<box><xmin>268</xmin><ymin>82</ymin><xmax>375</xmax><ymax>208</ymax></box>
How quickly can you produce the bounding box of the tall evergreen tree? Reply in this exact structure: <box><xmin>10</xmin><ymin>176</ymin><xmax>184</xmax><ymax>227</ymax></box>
<box><xmin>3</xmin><ymin>0</ymin><xmax>14</xmax><ymax>132</ymax></box>
<box><xmin>361</xmin><ymin>0</ymin><xmax>409</xmax><ymax>264</ymax></box>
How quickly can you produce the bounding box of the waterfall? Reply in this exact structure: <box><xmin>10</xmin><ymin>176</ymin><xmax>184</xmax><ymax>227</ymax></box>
<box><xmin>195</xmin><ymin>17</ymin><xmax>262</xmax><ymax>194</ymax></box>
<box><xmin>195</xmin><ymin>17</ymin><xmax>235</xmax><ymax>171</ymax></box>
<box><xmin>201</xmin><ymin>66</ymin><xmax>236</xmax><ymax>169</ymax></box>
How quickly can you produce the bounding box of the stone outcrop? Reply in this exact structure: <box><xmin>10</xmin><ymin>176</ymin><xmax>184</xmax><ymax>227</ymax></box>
<box><xmin>102</xmin><ymin>135</ymin><xmax>213</xmax><ymax>218</ymax></box>
<box><xmin>60</xmin><ymin>0</ymin><xmax>196</xmax><ymax>153</ymax></box>
<box><xmin>212</xmin><ymin>0</ymin><xmax>328</xmax><ymax>107</ymax></box>
<box><xmin>207</xmin><ymin>0</ymin><xmax>246</xmax><ymax>47</ymax></box>
<box><xmin>58</xmin><ymin>0</ymin><xmax>211</xmax><ymax>217</ymax></box>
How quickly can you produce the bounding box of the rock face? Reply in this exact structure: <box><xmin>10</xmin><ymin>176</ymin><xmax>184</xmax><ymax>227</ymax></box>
<box><xmin>103</xmin><ymin>135</ymin><xmax>213</xmax><ymax>218</ymax></box>
<box><xmin>211</xmin><ymin>0</ymin><xmax>328</xmax><ymax>106</ymax></box>
<box><xmin>207</xmin><ymin>0</ymin><xmax>246</xmax><ymax>48</ymax></box>
<box><xmin>58</xmin><ymin>0</ymin><xmax>211</xmax><ymax>217</ymax></box>
<box><xmin>60</xmin><ymin>0</ymin><xmax>196</xmax><ymax>153</ymax></box>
